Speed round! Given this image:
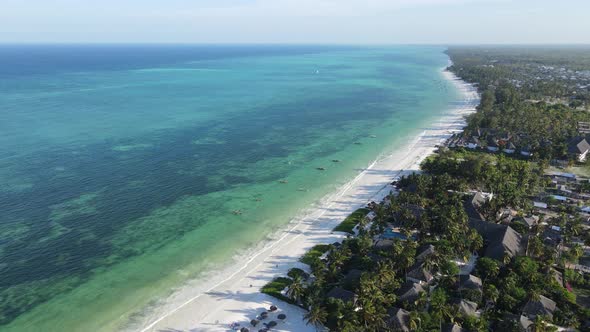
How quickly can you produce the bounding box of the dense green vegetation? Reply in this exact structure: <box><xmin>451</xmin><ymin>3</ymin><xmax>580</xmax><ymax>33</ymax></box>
<box><xmin>448</xmin><ymin>47</ymin><xmax>590</xmax><ymax>160</ymax></box>
<box><xmin>267</xmin><ymin>151</ymin><xmax>589</xmax><ymax>331</ymax></box>
<box><xmin>261</xmin><ymin>277</ymin><xmax>294</xmax><ymax>305</ymax></box>
<box><xmin>333</xmin><ymin>208</ymin><xmax>370</xmax><ymax>234</ymax></box>
<box><xmin>447</xmin><ymin>46</ymin><xmax>590</xmax><ymax>103</ymax></box>
<box><xmin>300</xmin><ymin>244</ymin><xmax>332</xmax><ymax>266</ymax></box>
<box><xmin>421</xmin><ymin>150</ymin><xmax>543</xmax><ymax>220</ymax></box>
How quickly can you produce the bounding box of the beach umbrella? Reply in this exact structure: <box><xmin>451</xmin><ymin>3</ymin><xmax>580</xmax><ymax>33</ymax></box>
<box><xmin>250</xmin><ymin>319</ymin><xmax>260</xmax><ymax>326</ymax></box>
<box><xmin>267</xmin><ymin>321</ymin><xmax>278</xmax><ymax>328</ymax></box>
<box><xmin>240</xmin><ymin>328</ymin><xmax>250</xmax><ymax>332</ymax></box>
<box><xmin>269</xmin><ymin>305</ymin><xmax>278</xmax><ymax>312</ymax></box>
<box><xmin>277</xmin><ymin>314</ymin><xmax>286</xmax><ymax>320</ymax></box>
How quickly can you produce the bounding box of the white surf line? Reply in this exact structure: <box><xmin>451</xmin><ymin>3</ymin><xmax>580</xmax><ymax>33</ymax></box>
<box><xmin>140</xmin><ymin>70</ymin><xmax>478</xmax><ymax>332</ymax></box>
<box><xmin>139</xmin><ymin>140</ymin><xmax>405</xmax><ymax>332</ymax></box>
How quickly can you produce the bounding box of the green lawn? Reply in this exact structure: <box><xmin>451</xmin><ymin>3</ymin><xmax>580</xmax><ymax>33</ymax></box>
<box><xmin>300</xmin><ymin>244</ymin><xmax>332</xmax><ymax>266</ymax></box>
<box><xmin>333</xmin><ymin>208</ymin><xmax>370</xmax><ymax>234</ymax></box>
<box><xmin>261</xmin><ymin>277</ymin><xmax>294</xmax><ymax>304</ymax></box>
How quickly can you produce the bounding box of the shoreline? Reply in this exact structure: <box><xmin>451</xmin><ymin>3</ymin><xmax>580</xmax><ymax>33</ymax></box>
<box><xmin>134</xmin><ymin>69</ymin><xmax>480</xmax><ymax>332</ymax></box>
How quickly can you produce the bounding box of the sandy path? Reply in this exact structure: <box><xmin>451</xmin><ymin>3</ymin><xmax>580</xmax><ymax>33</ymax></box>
<box><xmin>138</xmin><ymin>70</ymin><xmax>479</xmax><ymax>332</ymax></box>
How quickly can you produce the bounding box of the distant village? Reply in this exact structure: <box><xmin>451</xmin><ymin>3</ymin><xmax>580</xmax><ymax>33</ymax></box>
<box><xmin>447</xmin><ymin>127</ymin><xmax>590</xmax><ymax>163</ymax></box>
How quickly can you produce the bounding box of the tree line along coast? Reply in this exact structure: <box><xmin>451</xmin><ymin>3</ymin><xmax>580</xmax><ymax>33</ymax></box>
<box><xmin>259</xmin><ymin>46</ymin><xmax>590</xmax><ymax>332</ymax></box>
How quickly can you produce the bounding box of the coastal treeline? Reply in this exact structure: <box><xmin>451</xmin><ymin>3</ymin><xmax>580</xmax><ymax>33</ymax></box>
<box><xmin>269</xmin><ymin>151</ymin><xmax>588</xmax><ymax>331</ymax></box>
<box><xmin>447</xmin><ymin>46</ymin><xmax>590</xmax><ymax>104</ymax></box>
<box><xmin>262</xmin><ymin>47</ymin><xmax>590</xmax><ymax>332</ymax></box>
<box><xmin>448</xmin><ymin>47</ymin><xmax>590</xmax><ymax>161</ymax></box>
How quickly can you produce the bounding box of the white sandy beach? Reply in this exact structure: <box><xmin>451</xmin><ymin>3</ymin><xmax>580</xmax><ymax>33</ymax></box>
<box><xmin>136</xmin><ymin>70</ymin><xmax>479</xmax><ymax>332</ymax></box>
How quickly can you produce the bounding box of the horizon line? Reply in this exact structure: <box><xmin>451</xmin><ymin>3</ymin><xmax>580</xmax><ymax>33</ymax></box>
<box><xmin>1</xmin><ymin>42</ymin><xmax>590</xmax><ymax>47</ymax></box>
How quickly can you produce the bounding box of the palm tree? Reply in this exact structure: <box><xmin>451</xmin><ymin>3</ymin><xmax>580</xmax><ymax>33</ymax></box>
<box><xmin>415</xmin><ymin>290</ymin><xmax>428</xmax><ymax>309</ymax></box>
<box><xmin>476</xmin><ymin>257</ymin><xmax>499</xmax><ymax>282</ymax></box>
<box><xmin>356</xmin><ymin>214</ymin><xmax>369</xmax><ymax>233</ymax></box>
<box><xmin>530</xmin><ymin>315</ymin><xmax>549</xmax><ymax>332</ymax></box>
<box><xmin>357</xmin><ymin>299</ymin><xmax>387</xmax><ymax>330</ymax></box>
<box><xmin>422</xmin><ymin>251</ymin><xmax>439</xmax><ymax>272</ymax></box>
<box><xmin>503</xmin><ymin>252</ymin><xmax>512</xmax><ymax>265</ymax></box>
<box><xmin>527</xmin><ymin>237</ymin><xmax>544</xmax><ymax>258</ymax></box>
<box><xmin>375</xmin><ymin>262</ymin><xmax>397</xmax><ymax>290</ymax></box>
<box><xmin>408</xmin><ymin>311</ymin><xmax>422</xmax><ymax>331</ymax></box>
<box><xmin>374</xmin><ymin>204</ymin><xmax>387</xmax><ymax>225</ymax></box>
<box><xmin>468</xmin><ymin>229</ymin><xmax>483</xmax><ymax>253</ymax></box>
<box><xmin>529</xmin><ymin>290</ymin><xmax>541</xmax><ymax>302</ymax></box>
<box><xmin>570</xmin><ymin>243</ymin><xmax>584</xmax><ymax>261</ymax></box>
<box><xmin>304</xmin><ymin>304</ymin><xmax>328</xmax><ymax>330</ymax></box>
<box><xmin>483</xmin><ymin>284</ymin><xmax>499</xmax><ymax>307</ymax></box>
<box><xmin>430</xmin><ymin>288</ymin><xmax>453</xmax><ymax>330</ymax></box>
<box><xmin>286</xmin><ymin>275</ymin><xmax>306</xmax><ymax>304</ymax></box>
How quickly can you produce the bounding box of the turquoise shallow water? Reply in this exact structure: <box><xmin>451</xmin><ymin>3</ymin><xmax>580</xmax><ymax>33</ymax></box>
<box><xmin>0</xmin><ymin>45</ymin><xmax>460</xmax><ymax>331</ymax></box>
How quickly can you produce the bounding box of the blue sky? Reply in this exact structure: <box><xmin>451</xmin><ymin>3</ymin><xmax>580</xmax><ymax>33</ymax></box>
<box><xmin>0</xmin><ymin>0</ymin><xmax>588</xmax><ymax>44</ymax></box>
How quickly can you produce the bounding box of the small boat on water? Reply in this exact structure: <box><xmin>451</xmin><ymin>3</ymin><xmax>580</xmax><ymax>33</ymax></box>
<box><xmin>370</xmin><ymin>135</ymin><xmax>377</xmax><ymax>138</ymax></box>
<box><xmin>279</xmin><ymin>180</ymin><xmax>288</xmax><ymax>184</ymax></box>
<box><xmin>316</xmin><ymin>167</ymin><xmax>326</xmax><ymax>171</ymax></box>
<box><xmin>232</xmin><ymin>210</ymin><xmax>243</xmax><ymax>215</ymax></box>
<box><xmin>332</xmin><ymin>159</ymin><xmax>340</xmax><ymax>163</ymax></box>
<box><xmin>354</xmin><ymin>142</ymin><xmax>362</xmax><ymax>145</ymax></box>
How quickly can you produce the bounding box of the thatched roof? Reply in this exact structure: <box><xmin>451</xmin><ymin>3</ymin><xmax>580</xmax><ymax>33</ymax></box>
<box><xmin>374</xmin><ymin>239</ymin><xmax>395</xmax><ymax>251</ymax></box>
<box><xmin>406</xmin><ymin>262</ymin><xmax>433</xmax><ymax>284</ymax></box>
<box><xmin>515</xmin><ymin>215</ymin><xmax>539</xmax><ymax>228</ymax></box>
<box><xmin>568</xmin><ymin>137</ymin><xmax>590</xmax><ymax>154</ymax></box>
<box><xmin>342</xmin><ymin>269</ymin><xmax>363</xmax><ymax>284</ymax></box>
<box><xmin>452</xmin><ymin>298</ymin><xmax>478</xmax><ymax>317</ymax></box>
<box><xmin>465</xmin><ymin>192</ymin><xmax>492</xmax><ymax>220</ymax></box>
<box><xmin>523</xmin><ymin>295</ymin><xmax>557</xmax><ymax>319</ymax></box>
<box><xmin>550</xmin><ymin>268</ymin><xmax>564</xmax><ymax>287</ymax></box>
<box><xmin>504</xmin><ymin>313</ymin><xmax>533</xmax><ymax>330</ymax></box>
<box><xmin>458</xmin><ymin>274</ymin><xmax>483</xmax><ymax>292</ymax></box>
<box><xmin>469</xmin><ymin>219</ymin><xmax>524</xmax><ymax>261</ymax></box>
<box><xmin>342</xmin><ymin>269</ymin><xmax>363</xmax><ymax>290</ymax></box>
<box><xmin>386</xmin><ymin>307</ymin><xmax>410</xmax><ymax>332</ymax></box>
<box><xmin>415</xmin><ymin>244</ymin><xmax>435</xmax><ymax>262</ymax></box>
<box><xmin>326</xmin><ymin>287</ymin><xmax>357</xmax><ymax>304</ymax></box>
<box><xmin>396</xmin><ymin>281</ymin><xmax>425</xmax><ymax>303</ymax></box>
<box><xmin>442</xmin><ymin>323</ymin><xmax>468</xmax><ymax>332</ymax></box>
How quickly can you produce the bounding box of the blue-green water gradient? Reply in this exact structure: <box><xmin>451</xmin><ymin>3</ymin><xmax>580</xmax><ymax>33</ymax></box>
<box><xmin>0</xmin><ymin>45</ymin><xmax>460</xmax><ymax>331</ymax></box>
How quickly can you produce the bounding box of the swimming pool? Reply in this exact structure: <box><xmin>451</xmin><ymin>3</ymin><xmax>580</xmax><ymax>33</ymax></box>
<box><xmin>382</xmin><ymin>228</ymin><xmax>407</xmax><ymax>240</ymax></box>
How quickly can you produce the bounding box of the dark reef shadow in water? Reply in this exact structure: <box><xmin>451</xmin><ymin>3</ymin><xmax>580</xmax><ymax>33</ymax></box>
<box><xmin>0</xmin><ymin>84</ymin><xmax>400</xmax><ymax>324</ymax></box>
